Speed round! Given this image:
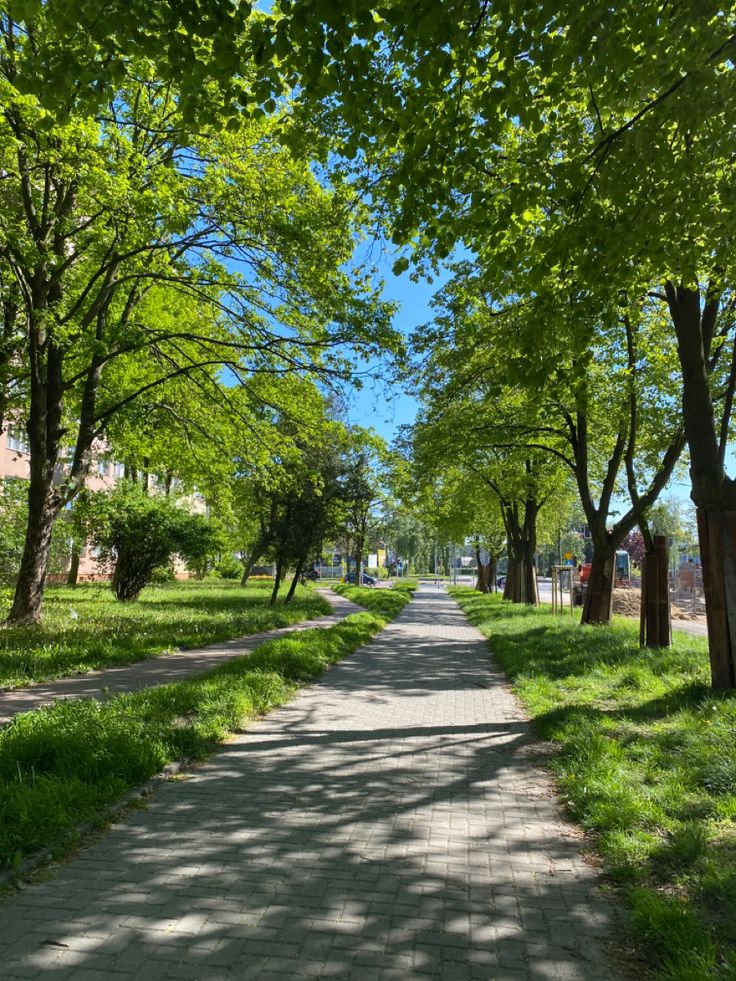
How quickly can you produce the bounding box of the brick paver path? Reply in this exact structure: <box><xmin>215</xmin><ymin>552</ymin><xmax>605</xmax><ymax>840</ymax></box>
<box><xmin>0</xmin><ymin>589</ymin><xmax>360</xmax><ymax>725</ymax></box>
<box><xmin>1</xmin><ymin>584</ymin><xmax>620</xmax><ymax>980</ymax></box>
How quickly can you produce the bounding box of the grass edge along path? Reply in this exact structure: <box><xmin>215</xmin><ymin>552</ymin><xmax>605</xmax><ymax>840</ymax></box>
<box><xmin>0</xmin><ymin>580</ymin><xmax>332</xmax><ymax>691</ymax></box>
<box><xmin>450</xmin><ymin>586</ymin><xmax>736</xmax><ymax>981</ymax></box>
<box><xmin>0</xmin><ymin>585</ymin><xmax>415</xmax><ymax>878</ymax></box>
<box><xmin>332</xmin><ymin>579</ymin><xmax>417</xmax><ymax>619</ymax></box>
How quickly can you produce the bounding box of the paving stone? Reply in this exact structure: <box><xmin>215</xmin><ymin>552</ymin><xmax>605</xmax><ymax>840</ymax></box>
<box><xmin>0</xmin><ymin>585</ymin><xmax>622</xmax><ymax>979</ymax></box>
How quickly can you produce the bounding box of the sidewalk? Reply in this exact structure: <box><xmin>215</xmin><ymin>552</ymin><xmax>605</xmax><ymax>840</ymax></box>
<box><xmin>0</xmin><ymin>589</ymin><xmax>361</xmax><ymax>726</ymax></box>
<box><xmin>0</xmin><ymin>584</ymin><xmax>620</xmax><ymax>980</ymax></box>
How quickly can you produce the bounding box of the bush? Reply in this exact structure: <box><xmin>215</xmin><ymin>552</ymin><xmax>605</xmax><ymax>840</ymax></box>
<box><xmin>215</xmin><ymin>556</ymin><xmax>244</xmax><ymax>579</ymax></box>
<box><xmin>176</xmin><ymin>514</ymin><xmax>226</xmax><ymax>579</ymax></box>
<box><xmin>78</xmin><ymin>483</ymin><xmax>221</xmax><ymax>601</ymax></box>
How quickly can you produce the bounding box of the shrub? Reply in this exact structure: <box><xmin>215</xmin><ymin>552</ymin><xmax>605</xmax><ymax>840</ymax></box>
<box><xmin>215</xmin><ymin>555</ymin><xmax>244</xmax><ymax>580</ymax></box>
<box><xmin>175</xmin><ymin>514</ymin><xmax>226</xmax><ymax>579</ymax></box>
<box><xmin>78</xmin><ymin>483</ymin><xmax>220</xmax><ymax>601</ymax></box>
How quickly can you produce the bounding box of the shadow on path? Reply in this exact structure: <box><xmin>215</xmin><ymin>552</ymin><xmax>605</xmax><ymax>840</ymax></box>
<box><xmin>0</xmin><ymin>586</ymin><xmax>621</xmax><ymax>980</ymax></box>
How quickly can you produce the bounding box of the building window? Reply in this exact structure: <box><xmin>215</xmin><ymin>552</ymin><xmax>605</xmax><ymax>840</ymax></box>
<box><xmin>114</xmin><ymin>462</ymin><xmax>125</xmax><ymax>479</ymax></box>
<box><xmin>6</xmin><ymin>428</ymin><xmax>29</xmax><ymax>454</ymax></box>
<box><xmin>97</xmin><ymin>460</ymin><xmax>109</xmax><ymax>476</ymax></box>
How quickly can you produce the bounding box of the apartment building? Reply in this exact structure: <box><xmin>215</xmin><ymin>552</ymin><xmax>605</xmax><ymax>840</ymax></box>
<box><xmin>1</xmin><ymin>427</ymin><xmax>203</xmax><ymax>582</ymax></box>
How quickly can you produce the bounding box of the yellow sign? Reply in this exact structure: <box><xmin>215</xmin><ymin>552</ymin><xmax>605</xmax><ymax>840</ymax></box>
<box><xmin>564</xmin><ymin>552</ymin><xmax>573</xmax><ymax>560</ymax></box>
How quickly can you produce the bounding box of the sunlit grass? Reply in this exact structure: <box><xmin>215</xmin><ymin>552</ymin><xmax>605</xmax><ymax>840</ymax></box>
<box><xmin>451</xmin><ymin>587</ymin><xmax>735</xmax><ymax>980</ymax></box>
<box><xmin>0</xmin><ymin>580</ymin><xmax>331</xmax><ymax>689</ymax></box>
<box><xmin>332</xmin><ymin>580</ymin><xmax>416</xmax><ymax>619</ymax></box>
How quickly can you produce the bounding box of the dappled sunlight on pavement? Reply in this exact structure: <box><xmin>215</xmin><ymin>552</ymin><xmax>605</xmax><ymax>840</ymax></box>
<box><xmin>0</xmin><ymin>585</ymin><xmax>621</xmax><ymax>980</ymax></box>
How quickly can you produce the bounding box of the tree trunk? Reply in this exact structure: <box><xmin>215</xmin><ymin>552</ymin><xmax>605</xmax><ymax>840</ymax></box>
<box><xmin>489</xmin><ymin>555</ymin><xmax>498</xmax><ymax>593</ymax></box>
<box><xmin>500</xmin><ymin>493</ymin><xmax>539</xmax><ymax>605</ymax></box>
<box><xmin>240</xmin><ymin>553</ymin><xmax>257</xmax><ymax>586</ymax></box>
<box><xmin>67</xmin><ymin>542</ymin><xmax>80</xmax><ymax>587</ymax></box>
<box><xmin>505</xmin><ymin>558</ymin><xmax>538</xmax><ymax>604</ymax></box>
<box><xmin>522</xmin><ymin>559</ymin><xmax>538</xmax><ymax>605</ymax></box>
<box><xmin>8</xmin><ymin>482</ymin><xmax>61</xmax><ymax>624</ymax></box>
<box><xmin>285</xmin><ymin>558</ymin><xmax>304</xmax><ymax>605</ymax></box>
<box><xmin>475</xmin><ymin>543</ymin><xmax>489</xmax><ymax>592</ymax></box>
<box><xmin>269</xmin><ymin>556</ymin><xmax>285</xmax><ymax>606</ymax></box>
<box><xmin>240</xmin><ymin>539</ymin><xmax>267</xmax><ymax>586</ymax></box>
<box><xmin>354</xmin><ymin>540</ymin><xmax>364</xmax><ymax>587</ymax></box>
<box><xmin>665</xmin><ymin>283</ymin><xmax>736</xmax><ymax>688</ymax></box>
<box><xmin>697</xmin><ymin>509</ymin><xmax>736</xmax><ymax>689</ymax></box>
<box><xmin>503</xmin><ymin>560</ymin><xmax>515</xmax><ymax>600</ymax></box>
<box><xmin>581</xmin><ymin>547</ymin><xmax>615</xmax><ymax>625</ymax></box>
<box><xmin>639</xmin><ymin>535</ymin><xmax>671</xmax><ymax>648</ymax></box>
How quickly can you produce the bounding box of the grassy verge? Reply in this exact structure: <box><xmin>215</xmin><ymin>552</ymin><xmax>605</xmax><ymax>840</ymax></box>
<box><xmin>333</xmin><ymin>580</ymin><xmax>417</xmax><ymax>618</ymax></box>
<box><xmin>451</xmin><ymin>588</ymin><xmax>736</xmax><ymax>979</ymax></box>
<box><xmin>0</xmin><ymin>580</ymin><xmax>330</xmax><ymax>690</ymax></box>
<box><xmin>0</xmin><ymin>611</ymin><xmax>384</xmax><ymax>873</ymax></box>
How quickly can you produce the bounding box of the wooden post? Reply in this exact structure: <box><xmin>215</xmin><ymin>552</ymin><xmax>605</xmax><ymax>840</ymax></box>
<box><xmin>552</xmin><ymin>565</ymin><xmax>574</xmax><ymax>615</ymax></box>
<box><xmin>640</xmin><ymin>535</ymin><xmax>671</xmax><ymax>647</ymax></box>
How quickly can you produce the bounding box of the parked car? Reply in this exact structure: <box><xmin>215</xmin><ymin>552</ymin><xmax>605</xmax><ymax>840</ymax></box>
<box><xmin>496</xmin><ymin>574</ymin><xmax>506</xmax><ymax>589</ymax></box>
<box><xmin>345</xmin><ymin>572</ymin><xmax>377</xmax><ymax>586</ymax></box>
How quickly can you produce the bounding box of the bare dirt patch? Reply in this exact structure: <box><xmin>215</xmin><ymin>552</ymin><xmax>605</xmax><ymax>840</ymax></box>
<box><xmin>612</xmin><ymin>587</ymin><xmax>705</xmax><ymax>622</ymax></box>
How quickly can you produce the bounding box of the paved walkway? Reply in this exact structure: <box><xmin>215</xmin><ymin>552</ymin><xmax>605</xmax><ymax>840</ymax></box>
<box><xmin>0</xmin><ymin>585</ymin><xmax>620</xmax><ymax>980</ymax></box>
<box><xmin>0</xmin><ymin>589</ymin><xmax>361</xmax><ymax>725</ymax></box>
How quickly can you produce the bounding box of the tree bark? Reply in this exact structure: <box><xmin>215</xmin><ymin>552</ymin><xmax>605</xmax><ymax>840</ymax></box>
<box><xmin>503</xmin><ymin>560</ymin><xmax>514</xmax><ymax>600</ymax></box>
<box><xmin>475</xmin><ymin>542</ymin><xmax>489</xmax><ymax>592</ymax></box>
<box><xmin>697</xmin><ymin>510</ymin><xmax>736</xmax><ymax>689</ymax></box>
<box><xmin>285</xmin><ymin>558</ymin><xmax>304</xmax><ymax>605</ymax></box>
<box><xmin>269</xmin><ymin>555</ymin><xmax>284</xmax><ymax>606</ymax></box>
<box><xmin>502</xmin><ymin>495</ymin><xmax>539</xmax><ymax>605</ymax></box>
<box><xmin>66</xmin><ymin>542</ymin><xmax>80</xmax><ymax>587</ymax></box>
<box><xmin>581</xmin><ymin>547</ymin><xmax>615</xmax><ymax>625</ymax></box>
<box><xmin>8</xmin><ymin>482</ymin><xmax>60</xmax><ymax>624</ymax></box>
<box><xmin>665</xmin><ymin>282</ymin><xmax>736</xmax><ymax>687</ymax></box>
<box><xmin>505</xmin><ymin>557</ymin><xmax>538</xmax><ymax>604</ymax></box>
<box><xmin>639</xmin><ymin>535</ymin><xmax>671</xmax><ymax>648</ymax></box>
<box><xmin>7</xmin><ymin>327</ymin><xmax>67</xmax><ymax>624</ymax></box>
<box><xmin>354</xmin><ymin>538</ymin><xmax>364</xmax><ymax>587</ymax></box>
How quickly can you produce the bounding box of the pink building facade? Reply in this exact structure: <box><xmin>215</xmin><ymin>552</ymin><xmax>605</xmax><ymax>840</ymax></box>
<box><xmin>0</xmin><ymin>427</ymin><xmax>201</xmax><ymax>582</ymax></box>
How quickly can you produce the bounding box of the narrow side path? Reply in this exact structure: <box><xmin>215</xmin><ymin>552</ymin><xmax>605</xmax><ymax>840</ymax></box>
<box><xmin>0</xmin><ymin>589</ymin><xmax>361</xmax><ymax>725</ymax></box>
<box><xmin>0</xmin><ymin>584</ymin><xmax>621</xmax><ymax>980</ymax></box>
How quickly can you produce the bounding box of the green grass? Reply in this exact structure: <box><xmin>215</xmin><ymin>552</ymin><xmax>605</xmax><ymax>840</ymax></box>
<box><xmin>0</xmin><ymin>610</ymin><xmax>385</xmax><ymax>873</ymax></box>
<box><xmin>332</xmin><ymin>580</ymin><xmax>417</xmax><ymax>618</ymax></box>
<box><xmin>0</xmin><ymin>580</ymin><xmax>331</xmax><ymax>689</ymax></box>
<box><xmin>451</xmin><ymin>588</ymin><xmax>736</xmax><ymax>979</ymax></box>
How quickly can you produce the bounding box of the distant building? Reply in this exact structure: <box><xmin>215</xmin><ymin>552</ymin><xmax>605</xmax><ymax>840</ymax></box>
<box><xmin>0</xmin><ymin>428</ymin><xmax>202</xmax><ymax>582</ymax></box>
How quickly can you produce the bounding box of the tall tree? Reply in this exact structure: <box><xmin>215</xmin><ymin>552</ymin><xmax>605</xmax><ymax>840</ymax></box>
<box><xmin>0</xmin><ymin>44</ymin><xmax>394</xmax><ymax>622</ymax></box>
<box><xmin>412</xmin><ymin>269</ymin><xmax>686</xmax><ymax>623</ymax></box>
<box><xmin>340</xmin><ymin>429</ymin><xmax>386</xmax><ymax>585</ymax></box>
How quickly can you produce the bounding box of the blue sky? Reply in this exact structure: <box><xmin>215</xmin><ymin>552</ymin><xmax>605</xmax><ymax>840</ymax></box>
<box><xmin>342</xmin><ymin>254</ymin><xmax>450</xmax><ymax>444</ymax></box>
